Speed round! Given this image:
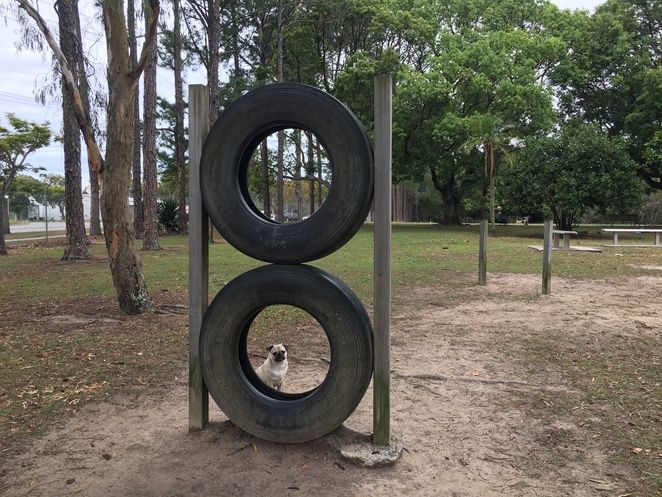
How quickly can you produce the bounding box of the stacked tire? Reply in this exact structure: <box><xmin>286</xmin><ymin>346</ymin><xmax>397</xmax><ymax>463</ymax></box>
<box><xmin>199</xmin><ymin>84</ymin><xmax>374</xmax><ymax>443</ymax></box>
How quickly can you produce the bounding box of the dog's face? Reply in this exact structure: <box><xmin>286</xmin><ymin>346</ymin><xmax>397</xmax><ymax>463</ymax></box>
<box><xmin>267</xmin><ymin>343</ymin><xmax>288</xmax><ymax>363</ymax></box>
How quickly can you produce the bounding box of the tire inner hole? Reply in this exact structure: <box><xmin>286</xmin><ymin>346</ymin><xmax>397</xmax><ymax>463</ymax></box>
<box><xmin>244</xmin><ymin>304</ymin><xmax>331</xmax><ymax>395</ymax></box>
<box><xmin>245</xmin><ymin>128</ymin><xmax>332</xmax><ymax>224</ymax></box>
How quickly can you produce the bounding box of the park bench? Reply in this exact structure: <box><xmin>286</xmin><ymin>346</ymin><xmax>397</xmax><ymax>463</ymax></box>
<box><xmin>601</xmin><ymin>228</ymin><xmax>662</xmax><ymax>247</ymax></box>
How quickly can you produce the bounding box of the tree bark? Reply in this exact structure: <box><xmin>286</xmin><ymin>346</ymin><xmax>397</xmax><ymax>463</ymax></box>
<box><xmin>101</xmin><ymin>0</ymin><xmax>156</xmax><ymax>313</ymax></box>
<box><xmin>142</xmin><ymin>1</ymin><xmax>160</xmax><ymax>251</ymax></box>
<box><xmin>173</xmin><ymin>0</ymin><xmax>187</xmax><ymax>234</ymax></box>
<box><xmin>315</xmin><ymin>136</ymin><xmax>323</xmax><ymax>209</ymax></box>
<box><xmin>207</xmin><ymin>0</ymin><xmax>220</xmax><ymax>125</ymax></box>
<box><xmin>71</xmin><ymin>2</ymin><xmax>101</xmax><ymax>238</ymax></box>
<box><xmin>294</xmin><ymin>130</ymin><xmax>303</xmax><ymax>220</ymax></box>
<box><xmin>58</xmin><ymin>0</ymin><xmax>91</xmax><ymax>261</ymax></box>
<box><xmin>306</xmin><ymin>131</ymin><xmax>315</xmax><ymax>217</ymax></box>
<box><xmin>0</xmin><ymin>194</ymin><xmax>8</xmax><ymax>254</ymax></box>
<box><xmin>273</xmin><ymin>0</ymin><xmax>287</xmax><ymax>222</ymax></box>
<box><xmin>260</xmin><ymin>140</ymin><xmax>271</xmax><ymax>217</ymax></box>
<box><xmin>429</xmin><ymin>166</ymin><xmax>462</xmax><ymax>225</ymax></box>
<box><xmin>128</xmin><ymin>0</ymin><xmax>143</xmax><ymax>239</ymax></box>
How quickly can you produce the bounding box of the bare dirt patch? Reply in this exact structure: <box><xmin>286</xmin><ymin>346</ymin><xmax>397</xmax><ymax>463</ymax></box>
<box><xmin>1</xmin><ymin>273</ymin><xmax>660</xmax><ymax>497</ymax></box>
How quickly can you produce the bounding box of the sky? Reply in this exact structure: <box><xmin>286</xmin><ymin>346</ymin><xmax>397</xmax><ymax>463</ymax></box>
<box><xmin>0</xmin><ymin>0</ymin><xmax>606</xmax><ymax>189</ymax></box>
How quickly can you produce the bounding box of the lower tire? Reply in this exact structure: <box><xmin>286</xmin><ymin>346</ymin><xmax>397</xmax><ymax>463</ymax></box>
<box><xmin>200</xmin><ymin>264</ymin><xmax>373</xmax><ymax>443</ymax></box>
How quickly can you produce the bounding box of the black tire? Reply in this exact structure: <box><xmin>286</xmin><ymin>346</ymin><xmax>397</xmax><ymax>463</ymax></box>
<box><xmin>200</xmin><ymin>264</ymin><xmax>373</xmax><ymax>443</ymax></box>
<box><xmin>200</xmin><ymin>83</ymin><xmax>373</xmax><ymax>264</ymax></box>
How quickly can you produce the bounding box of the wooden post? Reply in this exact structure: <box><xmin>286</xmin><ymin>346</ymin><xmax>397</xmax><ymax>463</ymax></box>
<box><xmin>373</xmin><ymin>74</ymin><xmax>392</xmax><ymax>447</ymax></box>
<box><xmin>542</xmin><ymin>220</ymin><xmax>552</xmax><ymax>295</ymax></box>
<box><xmin>478</xmin><ymin>219</ymin><xmax>487</xmax><ymax>285</ymax></box>
<box><xmin>188</xmin><ymin>85</ymin><xmax>210</xmax><ymax>430</ymax></box>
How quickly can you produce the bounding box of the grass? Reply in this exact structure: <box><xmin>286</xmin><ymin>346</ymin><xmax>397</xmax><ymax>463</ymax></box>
<box><xmin>0</xmin><ymin>223</ymin><xmax>660</xmax><ymax>493</ymax></box>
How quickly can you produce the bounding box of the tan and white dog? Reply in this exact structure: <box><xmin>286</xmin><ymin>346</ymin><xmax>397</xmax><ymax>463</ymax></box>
<box><xmin>255</xmin><ymin>343</ymin><xmax>289</xmax><ymax>390</ymax></box>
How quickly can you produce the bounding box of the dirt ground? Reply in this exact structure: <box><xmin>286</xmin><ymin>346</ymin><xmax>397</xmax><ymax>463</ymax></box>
<box><xmin>1</xmin><ymin>272</ymin><xmax>660</xmax><ymax>497</ymax></box>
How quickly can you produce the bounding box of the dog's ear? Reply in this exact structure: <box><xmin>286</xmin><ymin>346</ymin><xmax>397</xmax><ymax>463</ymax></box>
<box><xmin>266</xmin><ymin>345</ymin><xmax>274</xmax><ymax>352</ymax></box>
<box><xmin>283</xmin><ymin>344</ymin><xmax>289</xmax><ymax>351</ymax></box>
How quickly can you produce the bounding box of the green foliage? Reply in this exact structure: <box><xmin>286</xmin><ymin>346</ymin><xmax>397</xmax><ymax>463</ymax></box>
<box><xmin>157</xmin><ymin>197</ymin><xmax>180</xmax><ymax>233</ymax></box>
<box><xmin>501</xmin><ymin>123</ymin><xmax>644</xmax><ymax>230</ymax></box>
<box><xmin>0</xmin><ymin>113</ymin><xmax>51</xmax><ymax>195</ymax></box>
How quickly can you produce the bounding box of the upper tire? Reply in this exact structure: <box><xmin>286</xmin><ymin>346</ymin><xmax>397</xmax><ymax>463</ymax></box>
<box><xmin>200</xmin><ymin>83</ymin><xmax>373</xmax><ymax>264</ymax></box>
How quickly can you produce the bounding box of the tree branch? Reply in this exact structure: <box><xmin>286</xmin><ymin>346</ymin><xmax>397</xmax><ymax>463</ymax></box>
<box><xmin>130</xmin><ymin>0</ymin><xmax>161</xmax><ymax>82</ymax></box>
<box><xmin>17</xmin><ymin>0</ymin><xmax>104</xmax><ymax>176</ymax></box>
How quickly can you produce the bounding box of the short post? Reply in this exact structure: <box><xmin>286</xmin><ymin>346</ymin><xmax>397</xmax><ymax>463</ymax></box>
<box><xmin>373</xmin><ymin>74</ymin><xmax>392</xmax><ymax>447</ymax></box>
<box><xmin>478</xmin><ymin>219</ymin><xmax>487</xmax><ymax>285</ymax></box>
<box><xmin>656</xmin><ymin>232</ymin><xmax>660</xmax><ymax>246</ymax></box>
<box><xmin>563</xmin><ymin>233</ymin><xmax>570</xmax><ymax>250</ymax></box>
<box><xmin>188</xmin><ymin>85</ymin><xmax>210</xmax><ymax>430</ymax></box>
<box><xmin>542</xmin><ymin>220</ymin><xmax>553</xmax><ymax>295</ymax></box>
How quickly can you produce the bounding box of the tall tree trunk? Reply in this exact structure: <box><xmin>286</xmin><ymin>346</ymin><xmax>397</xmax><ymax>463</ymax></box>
<box><xmin>207</xmin><ymin>0</ymin><xmax>220</xmax><ymax>125</ymax></box>
<box><xmin>59</xmin><ymin>0</ymin><xmax>91</xmax><ymax>261</ymax></box>
<box><xmin>294</xmin><ymin>130</ymin><xmax>303</xmax><ymax>220</ymax></box>
<box><xmin>71</xmin><ymin>3</ymin><xmax>101</xmax><ymax>238</ymax></box>
<box><xmin>230</xmin><ymin>0</ymin><xmax>241</xmax><ymax>78</ymax></box>
<box><xmin>142</xmin><ymin>1</ymin><xmax>160</xmax><ymax>250</ymax></box>
<box><xmin>102</xmin><ymin>0</ymin><xmax>153</xmax><ymax>313</ymax></box>
<box><xmin>315</xmin><ymin>136</ymin><xmax>323</xmax><ymax>209</ymax></box>
<box><xmin>0</xmin><ymin>193</ymin><xmax>8</xmax><ymax>254</ymax></box>
<box><xmin>261</xmin><ymin>140</ymin><xmax>271</xmax><ymax>217</ymax></box>
<box><xmin>173</xmin><ymin>0</ymin><xmax>187</xmax><ymax>234</ymax></box>
<box><xmin>275</xmin><ymin>0</ymin><xmax>285</xmax><ymax>223</ymax></box>
<box><xmin>128</xmin><ymin>0</ymin><xmax>143</xmax><ymax>239</ymax></box>
<box><xmin>306</xmin><ymin>131</ymin><xmax>314</xmax><ymax>217</ymax></box>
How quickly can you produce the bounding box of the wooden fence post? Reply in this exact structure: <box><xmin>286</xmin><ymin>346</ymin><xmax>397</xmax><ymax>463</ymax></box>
<box><xmin>373</xmin><ymin>74</ymin><xmax>392</xmax><ymax>447</ymax></box>
<box><xmin>478</xmin><ymin>219</ymin><xmax>487</xmax><ymax>285</ymax></box>
<box><xmin>542</xmin><ymin>219</ymin><xmax>553</xmax><ymax>295</ymax></box>
<box><xmin>188</xmin><ymin>85</ymin><xmax>210</xmax><ymax>430</ymax></box>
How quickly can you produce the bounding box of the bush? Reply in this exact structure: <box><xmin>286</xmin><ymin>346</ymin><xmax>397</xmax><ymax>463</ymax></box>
<box><xmin>157</xmin><ymin>197</ymin><xmax>180</xmax><ymax>233</ymax></box>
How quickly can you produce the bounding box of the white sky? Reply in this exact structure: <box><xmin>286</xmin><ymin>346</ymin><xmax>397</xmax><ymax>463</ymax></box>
<box><xmin>0</xmin><ymin>0</ymin><xmax>605</xmax><ymax>186</ymax></box>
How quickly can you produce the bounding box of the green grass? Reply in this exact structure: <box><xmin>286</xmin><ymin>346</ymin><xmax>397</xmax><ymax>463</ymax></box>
<box><xmin>1</xmin><ymin>224</ymin><xmax>660</xmax><ymax>303</ymax></box>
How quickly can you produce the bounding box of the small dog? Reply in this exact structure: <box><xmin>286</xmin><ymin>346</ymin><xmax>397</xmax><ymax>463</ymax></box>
<box><xmin>255</xmin><ymin>343</ymin><xmax>288</xmax><ymax>390</ymax></box>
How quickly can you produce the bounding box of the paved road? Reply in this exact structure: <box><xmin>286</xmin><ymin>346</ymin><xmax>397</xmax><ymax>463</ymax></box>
<box><xmin>8</xmin><ymin>222</ymin><xmax>90</xmax><ymax>233</ymax></box>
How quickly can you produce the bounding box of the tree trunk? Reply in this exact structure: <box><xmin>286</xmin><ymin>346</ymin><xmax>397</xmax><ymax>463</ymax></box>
<box><xmin>315</xmin><ymin>136</ymin><xmax>323</xmax><ymax>208</ymax></box>
<box><xmin>294</xmin><ymin>130</ymin><xmax>303</xmax><ymax>220</ymax></box>
<box><xmin>128</xmin><ymin>0</ymin><xmax>143</xmax><ymax>239</ymax></box>
<box><xmin>71</xmin><ymin>2</ymin><xmax>101</xmax><ymax>238</ymax></box>
<box><xmin>275</xmin><ymin>0</ymin><xmax>285</xmax><ymax>223</ymax></box>
<box><xmin>59</xmin><ymin>0</ymin><xmax>91</xmax><ymax>261</ymax></box>
<box><xmin>207</xmin><ymin>0</ymin><xmax>220</xmax><ymax>126</ymax></box>
<box><xmin>261</xmin><ymin>139</ymin><xmax>271</xmax><ymax>217</ymax></box>
<box><xmin>487</xmin><ymin>141</ymin><xmax>496</xmax><ymax>234</ymax></box>
<box><xmin>102</xmin><ymin>0</ymin><xmax>153</xmax><ymax>314</ymax></box>
<box><xmin>173</xmin><ymin>0</ymin><xmax>187</xmax><ymax>234</ymax></box>
<box><xmin>0</xmin><ymin>193</ymin><xmax>8</xmax><ymax>255</ymax></box>
<box><xmin>276</xmin><ymin>131</ymin><xmax>285</xmax><ymax>222</ymax></box>
<box><xmin>142</xmin><ymin>2</ymin><xmax>160</xmax><ymax>251</ymax></box>
<box><xmin>429</xmin><ymin>165</ymin><xmax>462</xmax><ymax>225</ymax></box>
<box><xmin>306</xmin><ymin>131</ymin><xmax>314</xmax><ymax>217</ymax></box>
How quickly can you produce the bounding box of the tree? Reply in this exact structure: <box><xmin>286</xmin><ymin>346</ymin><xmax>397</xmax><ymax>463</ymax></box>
<box><xmin>159</xmin><ymin>0</ymin><xmax>188</xmax><ymax>233</ymax></box>
<box><xmin>501</xmin><ymin>123</ymin><xmax>644</xmax><ymax>230</ymax></box>
<box><xmin>551</xmin><ymin>0</ymin><xmax>662</xmax><ymax>190</ymax></box>
<box><xmin>18</xmin><ymin>0</ymin><xmax>160</xmax><ymax>314</ymax></box>
<box><xmin>128</xmin><ymin>0</ymin><xmax>144</xmax><ymax>239</ymax></box>
<box><xmin>142</xmin><ymin>0</ymin><xmax>161</xmax><ymax>251</ymax></box>
<box><xmin>0</xmin><ymin>114</ymin><xmax>51</xmax><ymax>254</ymax></box>
<box><xmin>57</xmin><ymin>0</ymin><xmax>91</xmax><ymax>260</ymax></box>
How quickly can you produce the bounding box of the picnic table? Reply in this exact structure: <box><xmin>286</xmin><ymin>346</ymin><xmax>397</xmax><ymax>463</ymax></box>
<box><xmin>553</xmin><ymin>230</ymin><xmax>577</xmax><ymax>250</ymax></box>
<box><xmin>602</xmin><ymin>228</ymin><xmax>662</xmax><ymax>247</ymax></box>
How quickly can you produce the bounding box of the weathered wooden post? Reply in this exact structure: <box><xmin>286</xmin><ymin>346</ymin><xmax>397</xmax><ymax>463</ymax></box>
<box><xmin>188</xmin><ymin>84</ymin><xmax>210</xmax><ymax>430</ymax></box>
<box><xmin>373</xmin><ymin>74</ymin><xmax>392</xmax><ymax>447</ymax></box>
<box><xmin>542</xmin><ymin>219</ymin><xmax>553</xmax><ymax>295</ymax></box>
<box><xmin>478</xmin><ymin>219</ymin><xmax>487</xmax><ymax>285</ymax></box>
